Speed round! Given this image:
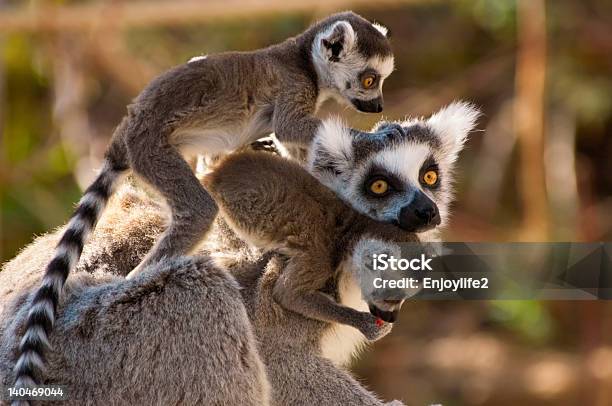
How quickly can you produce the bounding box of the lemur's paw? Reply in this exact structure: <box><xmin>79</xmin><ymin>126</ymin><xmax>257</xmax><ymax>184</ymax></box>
<box><xmin>351</xmin><ymin>123</ymin><xmax>405</xmax><ymax>144</ymax></box>
<box><xmin>375</xmin><ymin>122</ymin><xmax>406</xmax><ymax>139</ymax></box>
<box><xmin>250</xmin><ymin>139</ymin><xmax>280</xmax><ymax>155</ymax></box>
<box><xmin>358</xmin><ymin>312</ymin><xmax>392</xmax><ymax>341</ymax></box>
<box><xmin>374</xmin><ymin>318</ymin><xmax>394</xmax><ymax>341</ymax></box>
<box><xmin>384</xmin><ymin>400</ymin><xmax>406</xmax><ymax>406</ymax></box>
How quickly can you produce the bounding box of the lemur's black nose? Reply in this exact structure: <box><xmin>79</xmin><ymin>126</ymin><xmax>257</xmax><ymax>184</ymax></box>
<box><xmin>398</xmin><ymin>192</ymin><xmax>441</xmax><ymax>232</ymax></box>
<box><xmin>374</xmin><ymin>100</ymin><xmax>383</xmax><ymax>113</ymax></box>
<box><xmin>351</xmin><ymin>97</ymin><xmax>383</xmax><ymax>113</ymax></box>
<box><xmin>415</xmin><ymin>206</ymin><xmax>437</xmax><ymax>224</ymax></box>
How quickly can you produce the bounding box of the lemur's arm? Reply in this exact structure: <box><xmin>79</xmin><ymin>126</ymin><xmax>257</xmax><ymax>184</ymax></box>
<box><xmin>272</xmin><ymin>253</ymin><xmax>389</xmax><ymax>341</ymax></box>
<box><xmin>273</xmin><ymin>84</ymin><xmax>321</xmax><ymax>145</ymax></box>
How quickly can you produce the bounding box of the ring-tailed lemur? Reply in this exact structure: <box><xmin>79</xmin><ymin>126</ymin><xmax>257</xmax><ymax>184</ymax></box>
<box><xmin>204</xmin><ymin>101</ymin><xmax>479</xmax><ymax>334</ymax></box>
<box><xmin>204</xmin><ymin>150</ymin><xmax>410</xmax><ymax>336</ymax></box>
<box><xmin>14</xmin><ymin>12</ymin><xmax>395</xmax><ymax>389</ymax></box>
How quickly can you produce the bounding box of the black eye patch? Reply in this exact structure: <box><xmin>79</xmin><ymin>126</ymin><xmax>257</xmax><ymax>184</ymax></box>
<box><xmin>419</xmin><ymin>157</ymin><xmax>441</xmax><ymax>189</ymax></box>
<box><xmin>358</xmin><ymin>69</ymin><xmax>380</xmax><ymax>87</ymax></box>
<box><xmin>362</xmin><ymin>165</ymin><xmax>404</xmax><ymax>197</ymax></box>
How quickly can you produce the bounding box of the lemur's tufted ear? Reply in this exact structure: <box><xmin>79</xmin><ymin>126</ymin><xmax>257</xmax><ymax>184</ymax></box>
<box><xmin>372</xmin><ymin>22</ymin><xmax>389</xmax><ymax>37</ymax></box>
<box><xmin>426</xmin><ymin>101</ymin><xmax>480</xmax><ymax>162</ymax></box>
<box><xmin>317</xmin><ymin>21</ymin><xmax>357</xmax><ymax>62</ymax></box>
<box><xmin>307</xmin><ymin>117</ymin><xmax>353</xmax><ymax>179</ymax></box>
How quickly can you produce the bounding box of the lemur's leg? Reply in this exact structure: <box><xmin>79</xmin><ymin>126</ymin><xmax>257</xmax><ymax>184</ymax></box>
<box><xmin>126</xmin><ymin>140</ymin><xmax>217</xmax><ymax>277</ymax></box>
<box><xmin>272</xmin><ymin>253</ymin><xmax>386</xmax><ymax>341</ymax></box>
<box><xmin>273</xmin><ymin>87</ymin><xmax>321</xmax><ymax>145</ymax></box>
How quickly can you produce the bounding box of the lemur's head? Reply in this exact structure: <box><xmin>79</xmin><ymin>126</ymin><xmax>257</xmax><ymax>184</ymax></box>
<box><xmin>306</xmin><ymin>12</ymin><xmax>394</xmax><ymax>113</ymax></box>
<box><xmin>308</xmin><ymin>101</ymin><xmax>480</xmax><ymax>237</ymax></box>
<box><xmin>349</xmin><ymin>237</ymin><xmax>409</xmax><ymax>323</ymax></box>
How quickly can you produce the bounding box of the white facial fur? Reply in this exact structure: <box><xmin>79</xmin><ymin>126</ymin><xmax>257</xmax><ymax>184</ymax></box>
<box><xmin>308</xmin><ymin>101</ymin><xmax>480</xmax><ymax>237</ymax></box>
<box><xmin>319</xmin><ymin>235</ymin><xmax>410</xmax><ymax>366</ymax></box>
<box><xmin>319</xmin><ymin>257</ymin><xmax>370</xmax><ymax>366</ymax></box>
<box><xmin>311</xmin><ymin>20</ymin><xmax>394</xmax><ymax>107</ymax></box>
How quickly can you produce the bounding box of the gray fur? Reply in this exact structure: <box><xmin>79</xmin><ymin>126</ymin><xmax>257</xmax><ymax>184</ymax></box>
<box><xmin>13</xmin><ymin>11</ymin><xmax>394</xmax><ymax>390</ymax></box>
<box><xmin>1</xmin><ymin>187</ymin><xmax>401</xmax><ymax>405</ymax></box>
<box><xmin>1</xmin><ymin>191</ymin><xmax>269</xmax><ymax>405</ymax></box>
<box><xmin>250</xmin><ymin>255</ymin><xmax>404</xmax><ymax>406</ymax></box>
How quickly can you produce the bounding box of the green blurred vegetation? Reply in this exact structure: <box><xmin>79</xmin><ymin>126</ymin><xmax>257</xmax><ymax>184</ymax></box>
<box><xmin>2</xmin><ymin>34</ymin><xmax>82</xmax><ymax>261</ymax></box>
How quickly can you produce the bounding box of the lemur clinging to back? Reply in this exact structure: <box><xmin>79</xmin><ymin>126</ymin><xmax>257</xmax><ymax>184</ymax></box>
<box><xmin>14</xmin><ymin>12</ymin><xmax>394</xmax><ymax>388</ymax></box>
<box><xmin>204</xmin><ymin>101</ymin><xmax>480</xmax><ymax>339</ymax></box>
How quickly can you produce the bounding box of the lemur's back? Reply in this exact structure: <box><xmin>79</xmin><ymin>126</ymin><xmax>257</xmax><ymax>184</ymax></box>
<box><xmin>203</xmin><ymin>151</ymin><xmax>350</xmax><ymax>251</ymax></box>
<box><xmin>135</xmin><ymin>47</ymin><xmax>305</xmax><ymax>131</ymax></box>
<box><xmin>204</xmin><ymin>150</ymin><xmax>418</xmax><ymax>255</ymax></box>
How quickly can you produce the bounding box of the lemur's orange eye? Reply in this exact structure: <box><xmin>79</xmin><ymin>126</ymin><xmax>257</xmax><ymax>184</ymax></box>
<box><xmin>369</xmin><ymin>179</ymin><xmax>389</xmax><ymax>195</ymax></box>
<box><xmin>362</xmin><ymin>76</ymin><xmax>375</xmax><ymax>89</ymax></box>
<box><xmin>423</xmin><ymin>170</ymin><xmax>438</xmax><ymax>186</ymax></box>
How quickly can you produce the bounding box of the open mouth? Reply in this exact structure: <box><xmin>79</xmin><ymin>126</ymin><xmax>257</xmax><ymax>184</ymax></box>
<box><xmin>368</xmin><ymin>303</ymin><xmax>398</xmax><ymax>323</ymax></box>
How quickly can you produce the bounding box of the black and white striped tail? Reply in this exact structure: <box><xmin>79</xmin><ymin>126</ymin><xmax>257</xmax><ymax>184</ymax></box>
<box><xmin>12</xmin><ymin>162</ymin><xmax>124</xmax><ymax>400</ymax></box>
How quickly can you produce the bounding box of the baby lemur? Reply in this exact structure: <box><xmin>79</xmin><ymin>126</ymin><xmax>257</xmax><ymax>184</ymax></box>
<box><xmin>203</xmin><ymin>101</ymin><xmax>480</xmax><ymax>338</ymax></box>
<box><xmin>14</xmin><ymin>12</ymin><xmax>394</xmax><ymax>387</ymax></box>
<box><xmin>205</xmin><ymin>151</ymin><xmax>411</xmax><ymax>339</ymax></box>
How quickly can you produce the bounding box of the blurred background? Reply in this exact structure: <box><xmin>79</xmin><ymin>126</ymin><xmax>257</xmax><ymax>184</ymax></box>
<box><xmin>0</xmin><ymin>0</ymin><xmax>611</xmax><ymax>405</ymax></box>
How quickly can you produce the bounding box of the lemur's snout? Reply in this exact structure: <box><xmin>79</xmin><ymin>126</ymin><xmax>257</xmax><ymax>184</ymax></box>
<box><xmin>398</xmin><ymin>192</ymin><xmax>441</xmax><ymax>232</ymax></box>
<box><xmin>369</xmin><ymin>303</ymin><xmax>399</xmax><ymax>323</ymax></box>
<box><xmin>351</xmin><ymin>97</ymin><xmax>383</xmax><ymax>113</ymax></box>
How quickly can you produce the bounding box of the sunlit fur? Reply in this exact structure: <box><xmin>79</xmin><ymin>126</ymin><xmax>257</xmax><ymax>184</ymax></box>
<box><xmin>308</xmin><ymin>101</ymin><xmax>480</xmax><ymax>241</ymax></box>
<box><xmin>371</xmin><ymin>22</ymin><xmax>389</xmax><ymax>37</ymax></box>
<box><xmin>312</xmin><ymin>21</ymin><xmax>394</xmax><ymax>106</ymax></box>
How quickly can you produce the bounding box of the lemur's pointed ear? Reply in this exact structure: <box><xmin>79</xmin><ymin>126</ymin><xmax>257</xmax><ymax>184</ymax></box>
<box><xmin>426</xmin><ymin>101</ymin><xmax>480</xmax><ymax>160</ymax></box>
<box><xmin>372</xmin><ymin>22</ymin><xmax>389</xmax><ymax>38</ymax></box>
<box><xmin>318</xmin><ymin>21</ymin><xmax>356</xmax><ymax>62</ymax></box>
<box><xmin>307</xmin><ymin>117</ymin><xmax>353</xmax><ymax>179</ymax></box>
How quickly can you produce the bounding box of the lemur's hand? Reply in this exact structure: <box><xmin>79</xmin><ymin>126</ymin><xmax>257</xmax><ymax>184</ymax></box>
<box><xmin>249</xmin><ymin>138</ymin><xmax>280</xmax><ymax>155</ymax></box>
<box><xmin>357</xmin><ymin>311</ymin><xmax>393</xmax><ymax>341</ymax></box>
<box><xmin>384</xmin><ymin>400</ymin><xmax>406</xmax><ymax>406</ymax></box>
<box><xmin>374</xmin><ymin>122</ymin><xmax>406</xmax><ymax>139</ymax></box>
<box><xmin>351</xmin><ymin>123</ymin><xmax>405</xmax><ymax>144</ymax></box>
